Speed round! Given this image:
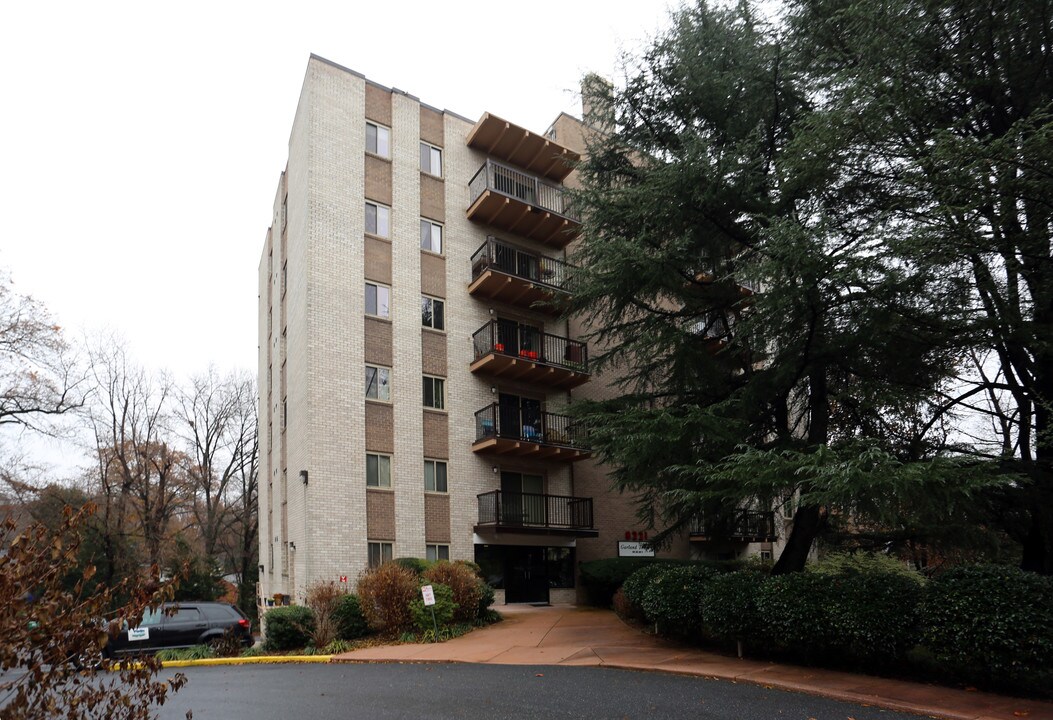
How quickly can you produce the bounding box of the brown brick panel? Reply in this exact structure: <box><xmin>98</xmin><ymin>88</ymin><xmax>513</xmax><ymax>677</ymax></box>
<box><xmin>422</xmin><ymin>411</ymin><xmax>448</xmax><ymax>459</ymax></box>
<box><xmin>420</xmin><ymin>174</ymin><xmax>445</xmax><ymax>222</ymax></box>
<box><xmin>424</xmin><ymin>493</ymin><xmax>451</xmax><ymax>543</ymax></box>
<box><xmin>366</xmin><ymin>489</ymin><xmax>396</xmax><ymax>541</ymax></box>
<box><xmin>420</xmin><ymin>107</ymin><xmax>444</xmax><ymax>148</ymax></box>
<box><xmin>420</xmin><ymin>253</ymin><xmax>446</xmax><ymax>298</ymax></box>
<box><xmin>421</xmin><ymin>330</ymin><xmax>447</xmax><ymax>377</ymax></box>
<box><xmin>364</xmin><ymin>317</ymin><xmax>393</xmax><ymax>366</ymax></box>
<box><xmin>365</xmin><ymin>402</ymin><xmax>394</xmax><ymax>453</ymax></box>
<box><xmin>365</xmin><ymin>83</ymin><xmax>392</xmax><ymax>126</ymax></box>
<box><xmin>365</xmin><ymin>236</ymin><xmax>392</xmax><ymax>284</ymax></box>
<box><xmin>365</xmin><ymin>154</ymin><xmax>393</xmax><ymax>206</ymax></box>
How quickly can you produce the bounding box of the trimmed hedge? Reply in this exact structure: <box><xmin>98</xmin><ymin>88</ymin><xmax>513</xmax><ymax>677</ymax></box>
<box><xmin>827</xmin><ymin>571</ymin><xmax>921</xmax><ymax>666</ymax></box>
<box><xmin>621</xmin><ymin>563</ymin><xmax>675</xmax><ymax>611</ymax></box>
<box><xmin>920</xmin><ymin>564</ymin><xmax>1053</xmax><ymax>686</ymax></box>
<box><xmin>333</xmin><ymin>593</ymin><xmax>369</xmax><ymax>641</ymax></box>
<box><xmin>639</xmin><ymin>564</ymin><xmax>715</xmax><ymax>636</ymax></box>
<box><xmin>699</xmin><ymin>570</ymin><xmax>766</xmax><ymax>647</ymax></box>
<box><xmin>580</xmin><ymin>557</ymin><xmax>751</xmax><ymax>607</ymax></box>
<box><xmin>264</xmin><ymin>605</ymin><xmax>314</xmax><ymax>651</ymax></box>
<box><xmin>755</xmin><ymin>571</ymin><xmax>835</xmax><ymax>660</ymax></box>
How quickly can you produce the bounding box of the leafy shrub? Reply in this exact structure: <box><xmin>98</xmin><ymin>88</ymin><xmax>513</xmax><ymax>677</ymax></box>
<box><xmin>477</xmin><ymin>580</ymin><xmax>495</xmax><ymax>617</ymax></box>
<box><xmin>920</xmin><ymin>564</ymin><xmax>1053</xmax><ymax>686</ymax></box>
<box><xmin>579</xmin><ymin>558</ymin><xmax>658</xmax><ymax>606</ymax></box>
<box><xmin>323</xmin><ymin>639</ymin><xmax>354</xmax><ymax>654</ymax></box>
<box><xmin>639</xmin><ymin>565</ymin><xmax>714</xmax><ymax>636</ymax></box>
<box><xmin>210</xmin><ymin>627</ymin><xmax>249</xmax><ymax>658</ymax></box>
<box><xmin>155</xmin><ymin>645</ymin><xmax>214</xmax><ymax>661</ymax></box>
<box><xmin>621</xmin><ymin>563</ymin><xmax>675</xmax><ymax>611</ymax></box>
<box><xmin>455</xmin><ymin>559</ymin><xmax>484</xmax><ymax>578</ymax></box>
<box><xmin>423</xmin><ymin>561</ymin><xmax>483</xmax><ymax>622</ymax></box>
<box><xmin>826</xmin><ymin>571</ymin><xmax>921</xmax><ymax>666</ymax></box>
<box><xmin>700</xmin><ymin>571</ymin><xmax>766</xmax><ymax>647</ymax></box>
<box><xmin>333</xmin><ymin>593</ymin><xmax>369</xmax><ymax>641</ymax></box>
<box><xmin>410</xmin><ymin>582</ymin><xmax>457</xmax><ymax>633</ymax></box>
<box><xmin>611</xmin><ymin>587</ymin><xmax>643</xmax><ymax>622</ymax></box>
<box><xmin>357</xmin><ymin>562</ymin><xmax>418</xmax><ymax>634</ymax></box>
<box><xmin>393</xmin><ymin>557</ymin><xmax>432</xmax><ymax>577</ymax></box>
<box><xmin>263</xmin><ymin>605</ymin><xmax>315</xmax><ymax>651</ymax></box>
<box><xmin>239</xmin><ymin>645</ymin><xmax>267</xmax><ymax>657</ymax></box>
<box><xmin>810</xmin><ymin>552</ymin><xmax>923</xmax><ymax>584</ymax></box>
<box><xmin>755</xmin><ymin>572</ymin><xmax>834</xmax><ymax>659</ymax></box>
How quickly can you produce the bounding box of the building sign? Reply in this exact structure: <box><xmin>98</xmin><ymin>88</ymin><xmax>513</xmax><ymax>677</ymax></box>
<box><xmin>617</xmin><ymin>541</ymin><xmax>654</xmax><ymax>558</ymax></box>
<box><xmin>339</xmin><ymin>575</ymin><xmax>348</xmax><ymax>584</ymax></box>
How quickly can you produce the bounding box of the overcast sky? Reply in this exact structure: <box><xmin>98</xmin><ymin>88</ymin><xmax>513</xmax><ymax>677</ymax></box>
<box><xmin>0</xmin><ymin>0</ymin><xmax>674</xmax><ymax>384</ymax></box>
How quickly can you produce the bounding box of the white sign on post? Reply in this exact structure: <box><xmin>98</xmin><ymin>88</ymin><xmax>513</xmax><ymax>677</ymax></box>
<box><xmin>617</xmin><ymin>541</ymin><xmax>655</xmax><ymax>557</ymax></box>
<box><xmin>421</xmin><ymin>584</ymin><xmax>436</xmax><ymax>606</ymax></box>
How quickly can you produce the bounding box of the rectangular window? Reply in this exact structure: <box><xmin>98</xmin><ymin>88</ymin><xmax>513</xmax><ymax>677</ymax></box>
<box><xmin>420</xmin><ymin>142</ymin><xmax>442</xmax><ymax>176</ymax></box>
<box><xmin>365</xmin><ymin>201</ymin><xmax>390</xmax><ymax>238</ymax></box>
<box><xmin>365</xmin><ymin>282</ymin><xmax>391</xmax><ymax>318</ymax></box>
<box><xmin>365</xmin><ymin>365</ymin><xmax>391</xmax><ymax>402</ymax></box>
<box><xmin>424</xmin><ymin>459</ymin><xmax>448</xmax><ymax>493</ymax></box>
<box><xmin>366</xmin><ymin>453</ymin><xmax>392</xmax><ymax>488</ymax></box>
<box><xmin>422</xmin><ymin>376</ymin><xmax>445</xmax><ymax>410</ymax></box>
<box><xmin>366</xmin><ymin>122</ymin><xmax>390</xmax><ymax>158</ymax></box>
<box><xmin>420</xmin><ymin>219</ymin><xmax>443</xmax><ymax>254</ymax></box>
<box><xmin>426</xmin><ymin>544</ymin><xmax>450</xmax><ymax>562</ymax></box>
<box><xmin>421</xmin><ymin>295</ymin><xmax>445</xmax><ymax>331</ymax></box>
<box><xmin>368</xmin><ymin>541</ymin><xmax>393</xmax><ymax>568</ymax></box>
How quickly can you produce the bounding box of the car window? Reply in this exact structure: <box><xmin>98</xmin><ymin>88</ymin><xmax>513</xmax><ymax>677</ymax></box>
<box><xmin>138</xmin><ymin>608</ymin><xmax>164</xmax><ymax>627</ymax></box>
<box><xmin>165</xmin><ymin>607</ymin><xmax>202</xmax><ymax>623</ymax></box>
<box><xmin>202</xmin><ymin>604</ymin><xmax>235</xmax><ymax>620</ymax></box>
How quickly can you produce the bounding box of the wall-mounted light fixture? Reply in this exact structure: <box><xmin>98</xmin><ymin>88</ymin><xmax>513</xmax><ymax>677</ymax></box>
<box><xmin>492</xmin><ymin>466</ymin><xmax>499</xmax><ymax>474</ymax></box>
<box><xmin>490</xmin><ymin>386</ymin><xmax>496</xmax><ymax>394</ymax></box>
<box><xmin>299</xmin><ymin>470</ymin><xmax>308</xmax><ymax>485</ymax></box>
<box><xmin>289</xmin><ymin>541</ymin><xmax>296</xmax><ymax>551</ymax></box>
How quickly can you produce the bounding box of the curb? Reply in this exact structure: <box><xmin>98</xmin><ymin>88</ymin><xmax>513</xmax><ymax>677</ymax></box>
<box><xmin>160</xmin><ymin>655</ymin><xmax>334</xmax><ymax>668</ymax></box>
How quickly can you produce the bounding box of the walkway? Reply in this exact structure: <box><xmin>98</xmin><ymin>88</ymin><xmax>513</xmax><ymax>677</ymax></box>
<box><xmin>331</xmin><ymin>604</ymin><xmax>1053</xmax><ymax>720</ymax></box>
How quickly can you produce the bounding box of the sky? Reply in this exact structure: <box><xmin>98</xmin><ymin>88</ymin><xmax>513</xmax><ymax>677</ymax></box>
<box><xmin>0</xmin><ymin>0</ymin><xmax>675</xmax><ymax>383</ymax></box>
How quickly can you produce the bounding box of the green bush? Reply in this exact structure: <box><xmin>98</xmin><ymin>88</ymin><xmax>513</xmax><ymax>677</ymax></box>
<box><xmin>423</xmin><ymin>561</ymin><xmax>483</xmax><ymax>622</ymax></box>
<box><xmin>410</xmin><ymin>582</ymin><xmax>457</xmax><ymax>633</ymax></box>
<box><xmin>810</xmin><ymin>552</ymin><xmax>923</xmax><ymax>584</ymax></box>
<box><xmin>477</xmin><ymin>580</ymin><xmax>495</xmax><ymax>617</ymax></box>
<box><xmin>827</xmin><ymin>571</ymin><xmax>921</xmax><ymax>666</ymax></box>
<box><xmin>639</xmin><ymin>565</ymin><xmax>715</xmax><ymax>636</ymax></box>
<box><xmin>263</xmin><ymin>605</ymin><xmax>315</xmax><ymax>651</ymax></box>
<box><xmin>621</xmin><ymin>562</ymin><xmax>678</xmax><ymax>611</ymax></box>
<box><xmin>333</xmin><ymin>593</ymin><xmax>369</xmax><ymax>641</ymax></box>
<box><xmin>700</xmin><ymin>571</ymin><xmax>766</xmax><ymax>647</ymax></box>
<box><xmin>755</xmin><ymin>572</ymin><xmax>834</xmax><ymax>659</ymax></box>
<box><xmin>579</xmin><ymin>558</ymin><xmax>660</xmax><ymax>606</ymax></box>
<box><xmin>393</xmin><ymin>557</ymin><xmax>433</xmax><ymax>577</ymax></box>
<box><xmin>920</xmin><ymin>564</ymin><xmax>1053</xmax><ymax>686</ymax></box>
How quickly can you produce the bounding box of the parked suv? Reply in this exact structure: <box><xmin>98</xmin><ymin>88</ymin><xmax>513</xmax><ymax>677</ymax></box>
<box><xmin>104</xmin><ymin>602</ymin><xmax>253</xmax><ymax>657</ymax></box>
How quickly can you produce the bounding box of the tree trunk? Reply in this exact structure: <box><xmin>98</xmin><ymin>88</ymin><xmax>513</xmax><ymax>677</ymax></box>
<box><xmin>771</xmin><ymin>503</ymin><xmax>824</xmax><ymax>574</ymax></box>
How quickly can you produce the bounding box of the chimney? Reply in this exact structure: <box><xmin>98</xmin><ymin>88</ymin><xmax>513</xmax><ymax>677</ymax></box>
<box><xmin>581</xmin><ymin>73</ymin><xmax>615</xmax><ymax>132</ymax></box>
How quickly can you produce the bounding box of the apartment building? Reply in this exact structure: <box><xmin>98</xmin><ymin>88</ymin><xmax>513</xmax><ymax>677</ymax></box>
<box><xmin>257</xmin><ymin>55</ymin><xmax>783</xmax><ymax>606</ymax></box>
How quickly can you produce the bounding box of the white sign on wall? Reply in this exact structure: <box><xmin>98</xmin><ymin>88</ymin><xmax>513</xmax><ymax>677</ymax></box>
<box><xmin>421</xmin><ymin>584</ymin><xmax>436</xmax><ymax>606</ymax></box>
<box><xmin>617</xmin><ymin>541</ymin><xmax>655</xmax><ymax>558</ymax></box>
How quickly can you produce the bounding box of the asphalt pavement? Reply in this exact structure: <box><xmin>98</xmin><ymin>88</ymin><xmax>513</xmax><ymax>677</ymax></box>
<box><xmin>155</xmin><ymin>663</ymin><xmax>923</xmax><ymax>720</ymax></box>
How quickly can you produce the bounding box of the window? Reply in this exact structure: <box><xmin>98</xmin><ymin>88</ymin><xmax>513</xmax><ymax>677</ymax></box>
<box><xmin>424</xmin><ymin>459</ymin><xmax>447</xmax><ymax>492</ymax></box>
<box><xmin>281</xmin><ymin>397</ymin><xmax>287</xmax><ymax>429</ymax></box>
<box><xmin>366</xmin><ymin>453</ymin><xmax>392</xmax><ymax>488</ymax></box>
<box><xmin>426</xmin><ymin>544</ymin><xmax>450</xmax><ymax>562</ymax></box>
<box><xmin>365</xmin><ymin>365</ymin><xmax>391</xmax><ymax>401</ymax></box>
<box><xmin>421</xmin><ymin>295</ymin><xmax>444</xmax><ymax>330</ymax></box>
<box><xmin>420</xmin><ymin>142</ymin><xmax>442</xmax><ymax>176</ymax></box>
<box><xmin>365</xmin><ymin>201</ymin><xmax>390</xmax><ymax>238</ymax></box>
<box><xmin>423</xmin><ymin>375</ymin><xmax>445</xmax><ymax>410</ymax></box>
<box><xmin>420</xmin><ymin>219</ymin><xmax>443</xmax><ymax>254</ymax></box>
<box><xmin>365</xmin><ymin>282</ymin><xmax>390</xmax><ymax>318</ymax></box>
<box><xmin>368</xmin><ymin>541</ymin><xmax>393</xmax><ymax>568</ymax></box>
<box><xmin>366</xmin><ymin>122</ymin><xmax>390</xmax><ymax>158</ymax></box>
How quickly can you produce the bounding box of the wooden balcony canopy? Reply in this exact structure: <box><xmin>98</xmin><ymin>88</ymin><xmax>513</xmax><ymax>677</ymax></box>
<box><xmin>467</xmin><ymin>112</ymin><xmax>579</xmax><ymax>183</ymax></box>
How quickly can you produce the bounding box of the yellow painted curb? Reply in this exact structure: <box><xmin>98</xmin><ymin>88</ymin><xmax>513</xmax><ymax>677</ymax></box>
<box><xmin>161</xmin><ymin>655</ymin><xmax>333</xmax><ymax>668</ymax></box>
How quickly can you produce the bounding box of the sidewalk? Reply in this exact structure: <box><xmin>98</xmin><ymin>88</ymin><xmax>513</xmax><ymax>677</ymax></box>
<box><xmin>331</xmin><ymin>604</ymin><xmax>1053</xmax><ymax>720</ymax></box>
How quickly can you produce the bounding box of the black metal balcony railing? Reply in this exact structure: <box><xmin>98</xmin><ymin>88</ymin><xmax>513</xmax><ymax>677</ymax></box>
<box><xmin>470</xmin><ymin>236</ymin><xmax>574</xmax><ymax>292</ymax></box>
<box><xmin>473</xmin><ymin>403</ymin><xmax>589</xmax><ymax>449</ymax></box>
<box><xmin>472</xmin><ymin>321</ymin><xmax>588</xmax><ymax>374</ymax></box>
<box><xmin>690</xmin><ymin>510</ymin><xmax>777</xmax><ymax>542</ymax></box>
<box><xmin>477</xmin><ymin>490</ymin><xmax>594</xmax><ymax>531</ymax></box>
<box><xmin>469</xmin><ymin>159</ymin><xmax>578</xmax><ymax>221</ymax></box>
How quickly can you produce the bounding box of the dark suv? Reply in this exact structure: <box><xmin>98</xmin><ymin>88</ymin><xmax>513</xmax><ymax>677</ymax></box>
<box><xmin>104</xmin><ymin>602</ymin><xmax>253</xmax><ymax>657</ymax></box>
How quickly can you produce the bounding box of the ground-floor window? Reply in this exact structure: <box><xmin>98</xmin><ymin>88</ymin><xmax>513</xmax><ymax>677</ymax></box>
<box><xmin>368</xmin><ymin>541</ymin><xmax>393</xmax><ymax>568</ymax></box>
<box><xmin>426</xmin><ymin>544</ymin><xmax>450</xmax><ymax>562</ymax></box>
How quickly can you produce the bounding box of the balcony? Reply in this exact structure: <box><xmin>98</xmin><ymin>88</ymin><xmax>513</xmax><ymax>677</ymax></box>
<box><xmin>476</xmin><ymin>490</ymin><xmax>597</xmax><ymax>537</ymax></box>
<box><xmin>471</xmin><ymin>321</ymin><xmax>590</xmax><ymax>389</ymax></box>
<box><xmin>466</xmin><ymin>113</ymin><xmax>579</xmax><ymax>183</ymax></box>
<box><xmin>689</xmin><ymin>510</ymin><xmax>777</xmax><ymax>543</ymax></box>
<box><xmin>467</xmin><ymin>160</ymin><xmax>581</xmax><ymax>249</ymax></box>
<box><xmin>472</xmin><ymin>403</ymin><xmax>591</xmax><ymax>462</ymax></box>
<box><xmin>469</xmin><ymin>237</ymin><xmax>574</xmax><ymax>315</ymax></box>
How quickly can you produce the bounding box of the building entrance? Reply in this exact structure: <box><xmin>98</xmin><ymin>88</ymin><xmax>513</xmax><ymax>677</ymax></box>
<box><xmin>503</xmin><ymin>546</ymin><xmax>550</xmax><ymax>604</ymax></box>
